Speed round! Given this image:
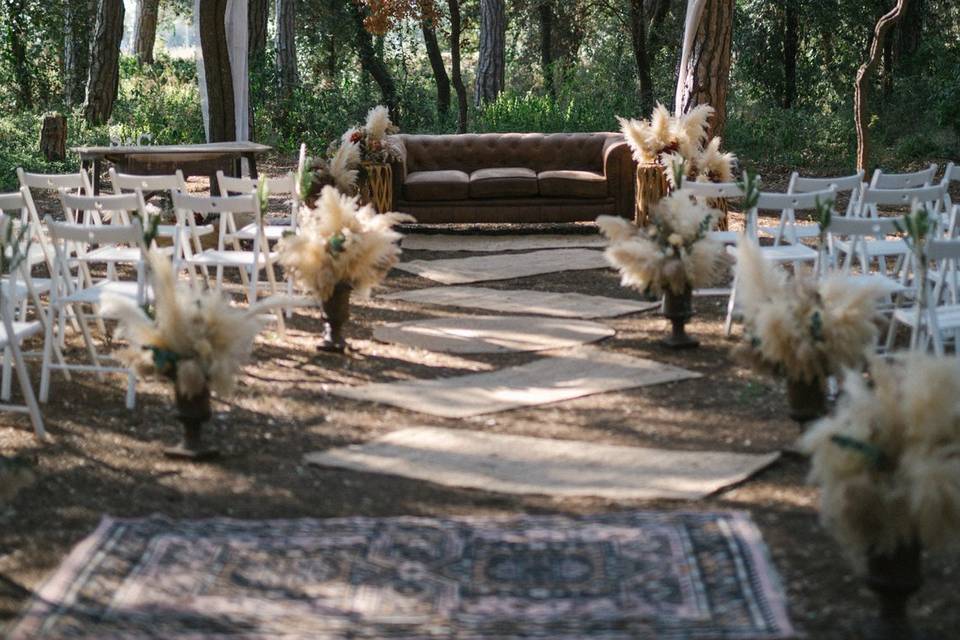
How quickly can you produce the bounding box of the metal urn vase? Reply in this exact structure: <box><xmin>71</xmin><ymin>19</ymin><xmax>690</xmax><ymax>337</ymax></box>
<box><xmin>165</xmin><ymin>385</ymin><xmax>218</xmax><ymax>461</ymax></box>
<box><xmin>661</xmin><ymin>287</ymin><xmax>699</xmax><ymax>349</ymax></box>
<box><xmin>319</xmin><ymin>282</ymin><xmax>352</xmax><ymax>353</ymax></box>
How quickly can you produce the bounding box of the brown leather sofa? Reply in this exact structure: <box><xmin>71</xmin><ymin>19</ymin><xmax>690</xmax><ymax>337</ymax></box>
<box><xmin>388</xmin><ymin>132</ymin><xmax>634</xmax><ymax>224</ymax></box>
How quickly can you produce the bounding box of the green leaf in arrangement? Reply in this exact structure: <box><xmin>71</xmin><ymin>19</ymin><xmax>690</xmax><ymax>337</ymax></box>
<box><xmin>256</xmin><ymin>175</ymin><xmax>270</xmax><ymax>221</ymax></box>
<box><xmin>815</xmin><ymin>196</ymin><xmax>833</xmax><ymax>233</ymax></box>
<box><xmin>327</xmin><ymin>232</ymin><xmax>346</xmax><ymax>256</ymax></box>
<box><xmin>830</xmin><ymin>434</ymin><xmax>892</xmax><ymax>471</ymax></box>
<box><xmin>670</xmin><ymin>157</ymin><xmax>686</xmax><ymax>190</ymax></box>
<box><xmin>147</xmin><ymin>346</ymin><xmax>180</xmax><ymax>378</ymax></box>
<box><xmin>738</xmin><ymin>170</ymin><xmax>761</xmax><ymax>211</ymax></box>
<box><xmin>809</xmin><ymin>310</ymin><xmax>824</xmax><ymax>342</ymax></box>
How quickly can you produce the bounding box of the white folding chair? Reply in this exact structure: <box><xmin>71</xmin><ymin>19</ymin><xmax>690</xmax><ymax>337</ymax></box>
<box><xmin>17</xmin><ymin>169</ymin><xmax>97</xmax><ymax>223</ymax></box>
<box><xmin>173</xmin><ymin>191</ymin><xmax>282</xmax><ymax>295</ymax></box>
<box><xmin>940</xmin><ymin>162</ymin><xmax>960</xmax><ymax>212</ymax></box>
<box><xmin>758</xmin><ymin>171</ymin><xmax>866</xmax><ymax>244</ymax></box>
<box><xmin>890</xmin><ymin>238</ymin><xmax>960</xmax><ymax>355</ymax></box>
<box><xmin>869</xmin><ymin>163</ymin><xmax>937</xmax><ymax>189</ymax></box>
<box><xmin>724</xmin><ymin>189</ymin><xmax>832</xmax><ymax>336</ymax></box>
<box><xmin>216</xmin><ymin>171</ymin><xmax>300</xmax><ymax>240</ymax></box>
<box><xmin>41</xmin><ymin>217</ymin><xmax>149</xmax><ymax>409</ymax></box>
<box><xmin>0</xmin><ymin>271</ymin><xmax>45</xmax><ymax>438</ymax></box>
<box><xmin>678</xmin><ymin>178</ymin><xmax>756</xmax><ymax>245</ymax></box>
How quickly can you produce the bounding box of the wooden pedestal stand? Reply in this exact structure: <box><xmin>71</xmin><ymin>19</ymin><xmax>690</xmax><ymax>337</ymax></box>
<box><xmin>635</xmin><ymin>163</ymin><xmax>669</xmax><ymax>226</ymax></box>
<box><xmin>361</xmin><ymin>162</ymin><xmax>393</xmax><ymax>213</ymax></box>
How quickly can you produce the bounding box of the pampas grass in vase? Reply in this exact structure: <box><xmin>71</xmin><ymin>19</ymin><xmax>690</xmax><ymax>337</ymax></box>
<box><xmin>801</xmin><ymin>353</ymin><xmax>960</xmax><ymax>635</ymax></box>
<box><xmin>619</xmin><ymin>103</ymin><xmax>736</xmax><ymax>226</ymax></box>
<box><xmin>301</xmin><ymin>141</ymin><xmax>362</xmax><ymax>207</ymax></box>
<box><xmin>103</xmin><ymin>252</ymin><xmax>268</xmax><ymax>460</ymax></box>
<box><xmin>279</xmin><ymin>185</ymin><xmax>414</xmax><ymax>353</ymax></box>
<box><xmin>598</xmin><ymin>183</ymin><xmax>726</xmax><ymax>349</ymax></box>
<box><xmin>733</xmin><ymin>238</ymin><xmax>888</xmax><ymax>423</ymax></box>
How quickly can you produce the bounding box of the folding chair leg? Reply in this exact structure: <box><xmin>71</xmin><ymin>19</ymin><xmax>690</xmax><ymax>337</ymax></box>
<box><xmin>262</xmin><ymin>260</ymin><xmax>286</xmax><ymax>335</ymax></box>
<box><xmin>73</xmin><ymin>304</ymin><xmax>106</xmax><ymax>382</ymax></box>
<box><xmin>39</xmin><ymin>307</ymin><xmax>54</xmax><ymax>403</ymax></box>
<box><xmin>11</xmin><ymin>339</ymin><xmax>45</xmax><ymax>438</ymax></box>
<box><xmin>2</xmin><ymin>346</ymin><xmax>12</xmax><ymax>401</ymax></box>
<box><xmin>724</xmin><ymin>273</ymin><xmax>739</xmax><ymax>337</ymax></box>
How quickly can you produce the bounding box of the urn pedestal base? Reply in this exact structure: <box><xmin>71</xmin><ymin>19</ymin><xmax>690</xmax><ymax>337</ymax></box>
<box><xmin>864</xmin><ymin>541</ymin><xmax>927</xmax><ymax>640</ymax></box>
<box><xmin>661</xmin><ymin>288</ymin><xmax>699</xmax><ymax>349</ymax></box>
<box><xmin>785</xmin><ymin>376</ymin><xmax>827</xmax><ymax>424</ymax></box>
<box><xmin>319</xmin><ymin>282</ymin><xmax>352</xmax><ymax>354</ymax></box>
<box><xmin>165</xmin><ymin>387</ymin><xmax>218</xmax><ymax>461</ymax></box>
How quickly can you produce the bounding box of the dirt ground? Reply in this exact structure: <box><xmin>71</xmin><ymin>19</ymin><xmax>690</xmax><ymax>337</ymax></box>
<box><xmin>1</xmin><ymin>160</ymin><xmax>958</xmax><ymax>639</ymax></box>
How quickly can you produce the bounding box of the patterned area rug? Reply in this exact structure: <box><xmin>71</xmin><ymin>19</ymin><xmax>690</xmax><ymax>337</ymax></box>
<box><xmin>9</xmin><ymin>512</ymin><xmax>794</xmax><ymax>639</ymax></box>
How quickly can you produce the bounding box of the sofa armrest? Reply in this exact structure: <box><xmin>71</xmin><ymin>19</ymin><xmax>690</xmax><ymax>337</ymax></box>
<box><xmin>603</xmin><ymin>137</ymin><xmax>635</xmax><ymax>220</ymax></box>
<box><xmin>388</xmin><ymin>135</ymin><xmax>407</xmax><ymax>210</ymax></box>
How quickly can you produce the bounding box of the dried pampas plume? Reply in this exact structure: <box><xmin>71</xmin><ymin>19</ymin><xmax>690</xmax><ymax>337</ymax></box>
<box><xmin>279</xmin><ymin>186</ymin><xmax>414</xmax><ymax>301</ymax></box>
<box><xmin>365</xmin><ymin>105</ymin><xmax>392</xmax><ymax>141</ymax></box>
<box><xmin>328</xmin><ymin>141</ymin><xmax>361</xmax><ymax>193</ymax></box>
<box><xmin>102</xmin><ymin>251</ymin><xmax>266</xmax><ymax>399</ymax></box>
<box><xmin>734</xmin><ymin>238</ymin><xmax>886</xmax><ymax>384</ymax></box>
<box><xmin>802</xmin><ymin>354</ymin><xmax>960</xmax><ymax>562</ymax></box>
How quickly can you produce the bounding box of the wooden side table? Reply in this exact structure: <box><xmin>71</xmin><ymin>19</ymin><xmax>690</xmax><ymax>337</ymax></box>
<box><xmin>360</xmin><ymin>162</ymin><xmax>393</xmax><ymax>213</ymax></box>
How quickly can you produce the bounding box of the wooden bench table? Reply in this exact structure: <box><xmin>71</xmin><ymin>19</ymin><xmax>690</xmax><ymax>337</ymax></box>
<box><xmin>73</xmin><ymin>142</ymin><xmax>273</xmax><ymax>194</ymax></box>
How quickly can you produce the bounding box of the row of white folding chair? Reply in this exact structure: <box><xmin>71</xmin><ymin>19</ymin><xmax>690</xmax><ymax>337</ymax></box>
<box><xmin>216</xmin><ymin>171</ymin><xmax>300</xmax><ymax>241</ymax></box>
<box><xmin>723</xmin><ymin>189</ymin><xmax>834</xmax><ymax>335</ymax></box>
<box><xmin>761</xmin><ymin>171</ymin><xmax>864</xmax><ymax>245</ymax></box>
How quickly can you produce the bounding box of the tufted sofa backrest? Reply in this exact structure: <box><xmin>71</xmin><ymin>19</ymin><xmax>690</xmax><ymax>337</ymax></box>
<box><xmin>396</xmin><ymin>132</ymin><xmax>618</xmax><ymax>175</ymax></box>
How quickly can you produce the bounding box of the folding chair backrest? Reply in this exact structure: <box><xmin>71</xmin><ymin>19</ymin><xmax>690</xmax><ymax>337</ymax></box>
<box><xmin>788</xmin><ymin>171</ymin><xmax>865</xmax><ymax>216</ymax></box>
<box><xmin>870</xmin><ymin>163</ymin><xmax>937</xmax><ymax>189</ymax></box>
<box><xmin>827</xmin><ymin>215</ymin><xmax>903</xmax><ymax>237</ymax></box>
<box><xmin>924</xmin><ymin>239</ymin><xmax>960</xmax><ymax>309</ymax></box>
<box><xmin>679</xmin><ymin>179</ymin><xmax>752</xmax><ymax>200</ymax></box>
<box><xmin>110</xmin><ymin>168</ymin><xmax>187</xmax><ymax>194</ymax></box>
<box><xmin>217</xmin><ymin>172</ymin><xmax>297</xmax><ymax>197</ymax></box>
<box><xmin>748</xmin><ymin>188</ymin><xmax>835</xmax><ymax>238</ymax></box>
<box><xmin>59</xmin><ymin>190</ymin><xmax>148</xmax><ymax>227</ymax></box>
<box><xmin>941</xmin><ymin>162</ymin><xmax>959</xmax><ymax>211</ymax></box>
<box><xmin>858</xmin><ymin>184</ymin><xmax>947</xmax><ymax>216</ymax></box>
<box><xmin>17</xmin><ymin>169</ymin><xmax>92</xmax><ymax>195</ymax></box>
<box><xmin>0</xmin><ymin>191</ymin><xmax>28</xmax><ymax>215</ymax></box>
<box><xmin>172</xmin><ymin>191</ymin><xmax>260</xmax><ymax>216</ymax></box>
<box><xmin>45</xmin><ymin>216</ymin><xmax>146</xmax><ymax>245</ymax></box>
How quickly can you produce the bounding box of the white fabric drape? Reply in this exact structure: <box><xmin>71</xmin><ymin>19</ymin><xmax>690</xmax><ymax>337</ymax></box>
<box><xmin>194</xmin><ymin>0</ymin><xmax>249</xmax><ymax>144</ymax></box>
<box><xmin>674</xmin><ymin>0</ymin><xmax>708</xmax><ymax>115</ymax></box>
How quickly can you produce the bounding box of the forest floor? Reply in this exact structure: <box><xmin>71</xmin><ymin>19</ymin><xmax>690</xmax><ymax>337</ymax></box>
<box><xmin>1</xmin><ymin>158</ymin><xmax>958</xmax><ymax>639</ymax></box>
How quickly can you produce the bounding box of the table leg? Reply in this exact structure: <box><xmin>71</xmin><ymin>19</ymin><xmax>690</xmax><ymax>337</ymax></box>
<box><xmin>92</xmin><ymin>159</ymin><xmax>102</xmax><ymax>195</ymax></box>
<box><xmin>247</xmin><ymin>153</ymin><xmax>259</xmax><ymax>180</ymax></box>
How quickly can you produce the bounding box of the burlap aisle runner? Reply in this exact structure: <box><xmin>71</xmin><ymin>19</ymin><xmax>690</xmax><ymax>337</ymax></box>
<box><xmin>393</xmin><ymin>248</ymin><xmax>609</xmax><ymax>284</ymax></box>
<box><xmin>381</xmin><ymin>286</ymin><xmax>659</xmax><ymax>318</ymax></box>
<box><xmin>330</xmin><ymin>347</ymin><xmax>701</xmax><ymax>418</ymax></box>
<box><xmin>401</xmin><ymin>233</ymin><xmax>607</xmax><ymax>252</ymax></box>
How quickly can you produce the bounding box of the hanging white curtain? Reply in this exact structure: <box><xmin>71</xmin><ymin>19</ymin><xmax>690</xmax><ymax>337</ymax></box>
<box><xmin>195</xmin><ymin>0</ymin><xmax>249</xmax><ymax>143</ymax></box>
<box><xmin>674</xmin><ymin>0</ymin><xmax>708</xmax><ymax>115</ymax></box>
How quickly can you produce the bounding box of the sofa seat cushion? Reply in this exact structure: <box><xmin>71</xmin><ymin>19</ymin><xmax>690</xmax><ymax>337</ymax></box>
<box><xmin>405</xmin><ymin>170</ymin><xmax>470</xmax><ymax>201</ymax></box>
<box><xmin>538</xmin><ymin>170</ymin><xmax>608</xmax><ymax>199</ymax></box>
<box><xmin>470</xmin><ymin>167</ymin><xmax>538</xmax><ymax>199</ymax></box>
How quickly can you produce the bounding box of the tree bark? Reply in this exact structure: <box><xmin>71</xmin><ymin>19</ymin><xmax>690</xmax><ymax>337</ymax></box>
<box><xmin>896</xmin><ymin>0</ymin><xmax>923</xmax><ymax>66</ymax></box>
<box><xmin>782</xmin><ymin>0</ymin><xmax>798</xmax><ymax>108</ymax></box>
<box><xmin>350</xmin><ymin>3</ymin><xmax>400</xmax><ymax>125</ymax></box>
<box><xmin>629</xmin><ymin>0</ymin><xmax>654</xmax><ymax>115</ymax></box>
<box><xmin>84</xmin><ymin>0</ymin><xmax>125</xmax><ymax>125</ymax></box>
<box><xmin>40</xmin><ymin>113</ymin><xmax>67</xmax><ymax>161</ymax></box>
<box><xmin>198</xmin><ymin>0</ymin><xmax>235</xmax><ymax>142</ymax></box>
<box><xmin>677</xmin><ymin>0</ymin><xmax>734</xmax><ymax>138</ymax></box>
<box><xmin>249</xmin><ymin>0</ymin><xmax>269</xmax><ymax>61</ymax></box>
<box><xmin>855</xmin><ymin>0</ymin><xmax>910</xmax><ymax>172</ymax></box>
<box><xmin>134</xmin><ymin>0</ymin><xmax>160</xmax><ymax>64</ymax></box>
<box><xmin>448</xmin><ymin>0</ymin><xmax>468</xmax><ymax>132</ymax></box>
<box><xmin>64</xmin><ymin>0</ymin><xmax>95</xmax><ymax>106</ymax></box>
<box><xmin>276</xmin><ymin>0</ymin><xmax>298</xmax><ymax>99</ymax></box>
<box><xmin>475</xmin><ymin>0</ymin><xmax>506</xmax><ymax>106</ymax></box>
<box><xmin>4</xmin><ymin>0</ymin><xmax>32</xmax><ymax>109</ymax></box>
<box><xmin>539</xmin><ymin>1</ymin><xmax>555</xmax><ymax>98</ymax></box>
<box><xmin>422</xmin><ymin>20</ymin><xmax>451</xmax><ymax>115</ymax></box>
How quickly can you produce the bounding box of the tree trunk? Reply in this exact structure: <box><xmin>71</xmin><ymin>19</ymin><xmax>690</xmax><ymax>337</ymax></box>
<box><xmin>475</xmin><ymin>0</ymin><xmax>506</xmax><ymax>106</ymax></box>
<box><xmin>539</xmin><ymin>1</ymin><xmax>555</xmax><ymax>98</ymax></box>
<box><xmin>629</xmin><ymin>0</ymin><xmax>654</xmax><ymax>116</ymax></box>
<box><xmin>882</xmin><ymin>30</ymin><xmax>894</xmax><ymax>96</ymax></box>
<box><xmin>4</xmin><ymin>0</ymin><xmax>32</xmax><ymax>109</ymax></box>
<box><xmin>448</xmin><ymin>0</ymin><xmax>468</xmax><ymax>132</ymax></box>
<box><xmin>40</xmin><ymin>113</ymin><xmax>67</xmax><ymax>161</ymax></box>
<box><xmin>64</xmin><ymin>0</ymin><xmax>95</xmax><ymax>106</ymax></box>
<box><xmin>276</xmin><ymin>0</ymin><xmax>298</xmax><ymax>99</ymax></box>
<box><xmin>782</xmin><ymin>0</ymin><xmax>798</xmax><ymax>108</ymax></box>
<box><xmin>134</xmin><ymin>0</ymin><xmax>160</xmax><ymax>64</ymax></box>
<box><xmin>350</xmin><ymin>3</ymin><xmax>400</xmax><ymax>125</ymax></box>
<box><xmin>422</xmin><ymin>20</ymin><xmax>451</xmax><ymax>115</ymax></box>
<box><xmin>896</xmin><ymin>0</ymin><xmax>923</xmax><ymax>66</ymax></box>
<box><xmin>84</xmin><ymin>0</ymin><xmax>125</xmax><ymax>126</ymax></box>
<box><xmin>647</xmin><ymin>0</ymin><xmax>673</xmax><ymax>53</ymax></box>
<box><xmin>676</xmin><ymin>0</ymin><xmax>734</xmax><ymax>138</ymax></box>
<box><xmin>198</xmin><ymin>0</ymin><xmax>235</xmax><ymax>142</ymax></box>
<box><xmin>249</xmin><ymin>0</ymin><xmax>269</xmax><ymax>61</ymax></box>
<box><xmin>855</xmin><ymin>0</ymin><xmax>910</xmax><ymax>173</ymax></box>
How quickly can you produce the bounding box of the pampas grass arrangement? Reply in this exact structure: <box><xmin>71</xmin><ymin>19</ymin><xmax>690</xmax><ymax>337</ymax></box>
<box><xmin>103</xmin><ymin>252</ymin><xmax>269</xmax><ymax>458</ymax></box>
<box><xmin>598</xmin><ymin>185</ymin><xmax>726</xmax><ymax>348</ymax></box>
<box><xmin>301</xmin><ymin>141</ymin><xmax>362</xmax><ymax>205</ymax></box>
<box><xmin>802</xmin><ymin>353</ymin><xmax>960</xmax><ymax>559</ymax></box>
<box><xmin>279</xmin><ymin>185</ymin><xmax>414</xmax><ymax>351</ymax></box>
<box><xmin>336</xmin><ymin>105</ymin><xmax>402</xmax><ymax>164</ymax></box>
<box><xmin>598</xmin><ymin>190</ymin><xmax>725</xmax><ymax>297</ymax></box>
<box><xmin>618</xmin><ymin>103</ymin><xmax>736</xmax><ymax>186</ymax></box>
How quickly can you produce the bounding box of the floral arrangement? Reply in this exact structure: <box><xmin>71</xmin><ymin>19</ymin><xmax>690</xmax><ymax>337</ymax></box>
<box><xmin>597</xmin><ymin>184</ymin><xmax>726</xmax><ymax>296</ymax></box>
<box><xmin>802</xmin><ymin>353</ymin><xmax>960</xmax><ymax>560</ymax></box>
<box><xmin>300</xmin><ymin>140</ymin><xmax>362</xmax><ymax>204</ymax></box>
<box><xmin>103</xmin><ymin>252</ymin><xmax>266</xmax><ymax>399</ymax></box>
<box><xmin>335</xmin><ymin>105</ymin><xmax>402</xmax><ymax>165</ymax></box>
<box><xmin>618</xmin><ymin>103</ymin><xmax>736</xmax><ymax>185</ymax></box>
<box><xmin>733</xmin><ymin>238</ymin><xmax>887</xmax><ymax>384</ymax></box>
<box><xmin>278</xmin><ymin>185</ymin><xmax>414</xmax><ymax>301</ymax></box>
